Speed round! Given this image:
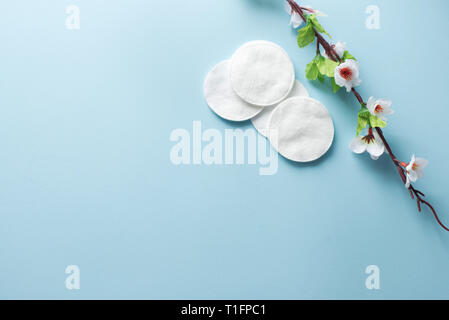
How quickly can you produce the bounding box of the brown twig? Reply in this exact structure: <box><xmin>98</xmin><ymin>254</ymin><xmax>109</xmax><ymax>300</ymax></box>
<box><xmin>287</xmin><ymin>0</ymin><xmax>448</xmax><ymax>231</ymax></box>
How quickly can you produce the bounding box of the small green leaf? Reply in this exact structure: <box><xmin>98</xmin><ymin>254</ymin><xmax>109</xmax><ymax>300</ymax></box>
<box><xmin>356</xmin><ymin>118</ymin><xmax>369</xmax><ymax>137</ymax></box>
<box><xmin>317</xmin><ymin>58</ymin><xmax>339</xmax><ymax>78</ymax></box>
<box><xmin>315</xmin><ymin>54</ymin><xmax>325</xmax><ymax>65</ymax></box>
<box><xmin>369</xmin><ymin>114</ymin><xmax>387</xmax><ymax>128</ymax></box>
<box><xmin>330</xmin><ymin>77</ymin><xmax>340</xmax><ymax>93</ymax></box>
<box><xmin>297</xmin><ymin>24</ymin><xmax>315</xmax><ymax>48</ymax></box>
<box><xmin>305</xmin><ymin>61</ymin><xmax>319</xmax><ymax>80</ymax></box>
<box><xmin>317</xmin><ymin>73</ymin><xmax>325</xmax><ymax>83</ymax></box>
<box><xmin>342</xmin><ymin>51</ymin><xmax>357</xmax><ymax>61</ymax></box>
<box><xmin>358</xmin><ymin>107</ymin><xmax>371</xmax><ymax>119</ymax></box>
<box><xmin>356</xmin><ymin>107</ymin><xmax>371</xmax><ymax>136</ymax></box>
<box><xmin>313</xmin><ymin>53</ymin><xmax>322</xmax><ymax>62</ymax></box>
<box><xmin>309</xmin><ymin>15</ymin><xmax>331</xmax><ymax>38</ymax></box>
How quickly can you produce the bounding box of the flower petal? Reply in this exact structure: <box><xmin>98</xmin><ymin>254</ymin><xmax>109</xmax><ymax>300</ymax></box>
<box><xmin>367</xmin><ymin>141</ymin><xmax>385</xmax><ymax>158</ymax></box>
<box><xmin>366</xmin><ymin>97</ymin><xmax>376</xmax><ymax>115</ymax></box>
<box><xmin>302</xmin><ymin>5</ymin><xmax>327</xmax><ymax>16</ymax></box>
<box><xmin>285</xmin><ymin>1</ymin><xmax>293</xmax><ymax>14</ymax></box>
<box><xmin>407</xmin><ymin>169</ymin><xmax>418</xmax><ymax>182</ymax></box>
<box><xmin>344</xmin><ymin>83</ymin><xmax>352</xmax><ymax>92</ymax></box>
<box><xmin>290</xmin><ymin>12</ymin><xmax>303</xmax><ymax>28</ymax></box>
<box><xmin>415</xmin><ymin>158</ymin><xmax>428</xmax><ymax>169</ymax></box>
<box><xmin>315</xmin><ymin>10</ymin><xmax>327</xmax><ymax>17</ymax></box>
<box><xmin>334</xmin><ymin>60</ymin><xmax>361</xmax><ymax>92</ymax></box>
<box><xmin>405</xmin><ymin>175</ymin><xmax>411</xmax><ymax>188</ymax></box>
<box><xmin>350</xmin><ymin>137</ymin><xmax>367</xmax><ymax>154</ymax></box>
<box><xmin>382</xmin><ymin>106</ymin><xmax>394</xmax><ymax>116</ymax></box>
<box><xmin>406</xmin><ymin>163</ymin><xmax>413</xmax><ymax>172</ymax></box>
<box><xmin>345</xmin><ymin>59</ymin><xmax>359</xmax><ymax>70</ymax></box>
<box><xmin>372</xmin><ymin>131</ymin><xmax>385</xmax><ymax>147</ymax></box>
<box><xmin>416</xmin><ymin>169</ymin><xmax>425</xmax><ymax>179</ymax></box>
<box><xmin>378</xmin><ymin>99</ymin><xmax>392</xmax><ymax>108</ymax></box>
<box><xmin>352</xmin><ymin>77</ymin><xmax>362</xmax><ymax>87</ymax></box>
<box><xmin>334</xmin><ymin>41</ymin><xmax>346</xmax><ymax>58</ymax></box>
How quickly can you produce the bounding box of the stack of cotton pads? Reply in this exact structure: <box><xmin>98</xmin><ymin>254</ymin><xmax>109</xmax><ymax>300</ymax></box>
<box><xmin>204</xmin><ymin>40</ymin><xmax>334</xmax><ymax>163</ymax></box>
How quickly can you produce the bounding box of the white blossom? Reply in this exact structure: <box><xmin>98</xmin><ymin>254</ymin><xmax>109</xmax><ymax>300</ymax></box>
<box><xmin>285</xmin><ymin>2</ymin><xmax>327</xmax><ymax>29</ymax></box>
<box><xmin>366</xmin><ymin>97</ymin><xmax>394</xmax><ymax>121</ymax></box>
<box><xmin>323</xmin><ymin>41</ymin><xmax>346</xmax><ymax>59</ymax></box>
<box><xmin>350</xmin><ymin>128</ymin><xmax>385</xmax><ymax>160</ymax></box>
<box><xmin>302</xmin><ymin>5</ymin><xmax>327</xmax><ymax>17</ymax></box>
<box><xmin>334</xmin><ymin>59</ymin><xmax>362</xmax><ymax>92</ymax></box>
<box><xmin>285</xmin><ymin>1</ymin><xmax>303</xmax><ymax>28</ymax></box>
<box><xmin>405</xmin><ymin>155</ymin><xmax>428</xmax><ymax>188</ymax></box>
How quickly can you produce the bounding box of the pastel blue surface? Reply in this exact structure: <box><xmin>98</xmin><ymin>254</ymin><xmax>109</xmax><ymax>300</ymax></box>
<box><xmin>1</xmin><ymin>0</ymin><xmax>449</xmax><ymax>300</ymax></box>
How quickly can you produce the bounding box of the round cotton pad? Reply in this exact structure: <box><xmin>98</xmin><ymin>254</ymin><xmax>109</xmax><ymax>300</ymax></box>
<box><xmin>204</xmin><ymin>60</ymin><xmax>263</xmax><ymax>122</ymax></box>
<box><xmin>230</xmin><ymin>40</ymin><xmax>295</xmax><ymax>107</ymax></box>
<box><xmin>268</xmin><ymin>97</ymin><xmax>334</xmax><ymax>163</ymax></box>
<box><xmin>251</xmin><ymin>80</ymin><xmax>309</xmax><ymax>137</ymax></box>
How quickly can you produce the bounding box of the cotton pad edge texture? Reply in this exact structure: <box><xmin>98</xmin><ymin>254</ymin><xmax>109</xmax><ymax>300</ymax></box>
<box><xmin>204</xmin><ymin>60</ymin><xmax>263</xmax><ymax>122</ymax></box>
<box><xmin>268</xmin><ymin>96</ymin><xmax>334</xmax><ymax>163</ymax></box>
<box><xmin>230</xmin><ymin>40</ymin><xmax>295</xmax><ymax>107</ymax></box>
<box><xmin>251</xmin><ymin>80</ymin><xmax>309</xmax><ymax>137</ymax></box>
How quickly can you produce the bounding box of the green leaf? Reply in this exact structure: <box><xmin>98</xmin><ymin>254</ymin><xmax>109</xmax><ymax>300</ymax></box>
<box><xmin>305</xmin><ymin>14</ymin><xmax>314</xmax><ymax>23</ymax></box>
<box><xmin>297</xmin><ymin>23</ymin><xmax>315</xmax><ymax>48</ymax></box>
<box><xmin>305</xmin><ymin>60</ymin><xmax>319</xmax><ymax>80</ymax></box>
<box><xmin>317</xmin><ymin>73</ymin><xmax>325</xmax><ymax>83</ymax></box>
<box><xmin>356</xmin><ymin>107</ymin><xmax>371</xmax><ymax>136</ymax></box>
<box><xmin>342</xmin><ymin>51</ymin><xmax>357</xmax><ymax>61</ymax></box>
<box><xmin>309</xmin><ymin>15</ymin><xmax>331</xmax><ymax>38</ymax></box>
<box><xmin>315</xmin><ymin>54</ymin><xmax>325</xmax><ymax>66</ymax></box>
<box><xmin>330</xmin><ymin>77</ymin><xmax>340</xmax><ymax>93</ymax></box>
<box><xmin>358</xmin><ymin>107</ymin><xmax>371</xmax><ymax>119</ymax></box>
<box><xmin>317</xmin><ymin>58</ymin><xmax>339</xmax><ymax>78</ymax></box>
<box><xmin>355</xmin><ymin>107</ymin><xmax>387</xmax><ymax>135</ymax></box>
<box><xmin>369</xmin><ymin>114</ymin><xmax>387</xmax><ymax>128</ymax></box>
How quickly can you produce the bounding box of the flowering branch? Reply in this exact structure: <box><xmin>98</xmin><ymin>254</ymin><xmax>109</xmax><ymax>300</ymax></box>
<box><xmin>286</xmin><ymin>0</ymin><xmax>449</xmax><ymax>232</ymax></box>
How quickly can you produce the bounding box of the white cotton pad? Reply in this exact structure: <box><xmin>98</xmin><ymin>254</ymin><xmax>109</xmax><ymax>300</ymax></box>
<box><xmin>251</xmin><ymin>80</ymin><xmax>309</xmax><ymax>137</ymax></box>
<box><xmin>268</xmin><ymin>97</ymin><xmax>334</xmax><ymax>163</ymax></box>
<box><xmin>230</xmin><ymin>40</ymin><xmax>295</xmax><ymax>107</ymax></box>
<box><xmin>204</xmin><ymin>60</ymin><xmax>263</xmax><ymax>122</ymax></box>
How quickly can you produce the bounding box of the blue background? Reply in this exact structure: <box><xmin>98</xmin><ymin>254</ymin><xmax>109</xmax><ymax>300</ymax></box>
<box><xmin>1</xmin><ymin>0</ymin><xmax>448</xmax><ymax>299</ymax></box>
